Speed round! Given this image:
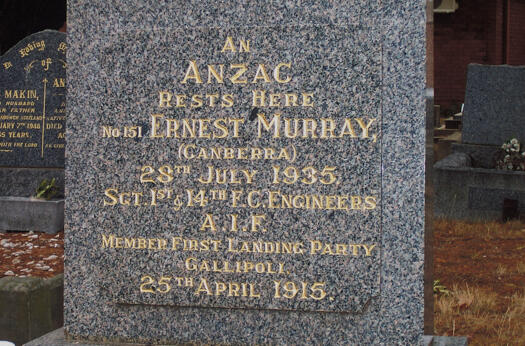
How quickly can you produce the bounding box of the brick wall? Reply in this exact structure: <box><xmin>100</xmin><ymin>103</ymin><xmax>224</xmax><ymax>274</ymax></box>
<box><xmin>507</xmin><ymin>0</ymin><xmax>525</xmax><ymax>65</ymax></box>
<box><xmin>434</xmin><ymin>0</ymin><xmax>525</xmax><ymax>111</ymax></box>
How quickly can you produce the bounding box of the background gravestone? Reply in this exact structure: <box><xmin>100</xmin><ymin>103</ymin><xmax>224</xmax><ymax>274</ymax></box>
<box><xmin>0</xmin><ymin>30</ymin><xmax>66</xmax><ymax>197</ymax></box>
<box><xmin>462</xmin><ymin>64</ymin><xmax>525</xmax><ymax>146</ymax></box>
<box><xmin>435</xmin><ymin>64</ymin><xmax>525</xmax><ymax>221</ymax></box>
<box><xmin>64</xmin><ymin>0</ymin><xmax>426</xmax><ymax>344</ymax></box>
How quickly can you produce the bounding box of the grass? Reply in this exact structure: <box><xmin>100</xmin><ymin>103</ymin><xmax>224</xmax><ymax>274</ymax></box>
<box><xmin>496</xmin><ymin>264</ymin><xmax>508</xmax><ymax>277</ymax></box>
<box><xmin>434</xmin><ymin>219</ymin><xmax>525</xmax><ymax>344</ymax></box>
<box><xmin>516</xmin><ymin>262</ymin><xmax>525</xmax><ymax>274</ymax></box>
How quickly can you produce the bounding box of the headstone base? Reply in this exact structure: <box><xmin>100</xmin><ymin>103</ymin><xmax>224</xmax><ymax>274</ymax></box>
<box><xmin>0</xmin><ymin>275</ymin><xmax>63</xmax><ymax>345</ymax></box>
<box><xmin>25</xmin><ymin>329</ymin><xmax>468</xmax><ymax>346</ymax></box>
<box><xmin>0</xmin><ymin>168</ymin><xmax>64</xmax><ymax>197</ymax></box>
<box><xmin>451</xmin><ymin>143</ymin><xmax>499</xmax><ymax>169</ymax></box>
<box><xmin>434</xmin><ymin>155</ymin><xmax>525</xmax><ymax>221</ymax></box>
<box><xmin>0</xmin><ymin>197</ymin><xmax>64</xmax><ymax>233</ymax></box>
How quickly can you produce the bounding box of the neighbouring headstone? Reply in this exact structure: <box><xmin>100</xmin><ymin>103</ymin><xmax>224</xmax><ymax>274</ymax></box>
<box><xmin>0</xmin><ymin>30</ymin><xmax>66</xmax><ymax>197</ymax></box>
<box><xmin>435</xmin><ymin>64</ymin><xmax>525</xmax><ymax>221</ymax></box>
<box><xmin>0</xmin><ymin>30</ymin><xmax>66</xmax><ymax>168</ymax></box>
<box><xmin>462</xmin><ymin>64</ymin><xmax>525</xmax><ymax>146</ymax></box>
<box><xmin>62</xmin><ymin>1</ymin><xmax>426</xmax><ymax>344</ymax></box>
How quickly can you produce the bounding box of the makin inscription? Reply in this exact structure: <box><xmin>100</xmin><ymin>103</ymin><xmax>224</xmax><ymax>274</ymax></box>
<box><xmin>96</xmin><ymin>27</ymin><xmax>381</xmax><ymax>313</ymax></box>
<box><xmin>0</xmin><ymin>30</ymin><xmax>66</xmax><ymax>168</ymax></box>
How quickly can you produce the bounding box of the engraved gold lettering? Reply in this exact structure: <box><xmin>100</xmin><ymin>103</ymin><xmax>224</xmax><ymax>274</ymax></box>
<box><xmin>231</xmin><ymin>190</ymin><xmax>243</xmax><ymax>207</ymax></box>
<box><xmin>4</xmin><ymin>89</ymin><xmax>37</xmax><ymax>99</ymax></box>
<box><xmin>273</xmin><ymin>62</ymin><xmax>291</xmax><ymax>83</ymax></box>
<box><xmin>252</xmin><ymin>90</ymin><xmax>313</xmax><ymax>107</ymax></box>
<box><xmin>150</xmin><ymin>114</ymin><xmax>164</xmax><ymax>138</ymax></box>
<box><xmin>52</xmin><ymin>78</ymin><xmax>65</xmax><ymax>87</ymax></box>
<box><xmin>250</xmin><ymin>214</ymin><xmax>266</xmax><ymax>232</ymax></box>
<box><xmin>150</xmin><ymin>114</ymin><xmax>244</xmax><ymax>139</ymax></box>
<box><xmin>227</xmin><ymin>238</ymin><xmax>304</xmax><ymax>254</ymax></box>
<box><xmin>256</xmin><ymin>114</ymin><xmax>377</xmax><ymax>140</ymax></box>
<box><xmin>198</xmin><ymin>166</ymin><xmax>257</xmax><ymax>184</ymax></box>
<box><xmin>365</xmin><ymin>196</ymin><xmax>377</xmax><ymax>210</ymax></box>
<box><xmin>191</xmin><ymin>94</ymin><xmax>203</xmax><ymax>108</ymax></box>
<box><xmin>257</xmin><ymin>112</ymin><xmax>281</xmax><ymax>138</ymax></box>
<box><xmin>355</xmin><ymin>118</ymin><xmax>376</xmax><ymax>138</ymax></box>
<box><xmin>309</xmin><ymin>240</ymin><xmax>378</xmax><ymax>257</ymax></box>
<box><xmin>101</xmin><ymin>234</ymin><xmax>167</xmax><ymax>250</ymax></box>
<box><xmin>221</xmin><ymin>36</ymin><xmax>236</xmax><ymax>52</ymax></box>
<box><xmin>247</xmin><ymin>190</ymin><xmax>261</xmax><ymax>208</ymax></box>
<box><xmin>195</xmin><ymin>278</ymin><xmax>212</xmax><ymax>295</ymax></box>
<box><xmin>175</xmin><ymin>94</ymin><xmax>186</xmax><ymax>107</ymax></box>
<box><xmin>181</xmin><ymin>60</ymin><xmax>203</xmax><ymax>84</ymax></box>
<box><xmin>200</xmin><ymin>213</ymin><xmax>217</xmax><ymax>231</ymax></box>
<box><xmin>284</xmin><ymin>93</ymin><xmax>298</xmax><ymax>106</ymax></box>
<box><xmin>103</xmin><ymin>188</ymin><xmax>118</xmax><ymax>206</ymax></box>
<box><xmin>362</xmin><ymin>244</ymin><xmax>377</xmax><ymax>256</ymax></box>
<box><xmin>229</xmin><ymin>64</ymin><xmax>247</xmax><ymax>84</ymax></box>
<box><xmin>302</xmin><ymin>92</ymin><xmax>314</xmax><ymax>107</ymax></box>
<box><xmin>221</xmin><ymin>37</ymin><xmax>250</xmax><ymax>53</ymax></box>
<box><xmin>171</xmin><ymin>237</ymin><xmax>221</xmax><ymax>251</ymax></box>
<box><xmin>252</xmin><ymin>64</ymin><xmax>271</xmax><ymax>83</ymax></box>
<box><xmin>239</xmin><ymin>39</ymin><xmax>250</xmax><ymax>52</ymax></box>
<box><xmin>221</xmin><ymin>94</ymin><xmax>234</xmax><ymax>107</ymax></box>
<box><xmin>252</xmin><ymin>90</ymin><xmax>265</xmax><ymax>107</ymax></box>
<box><xmin>207</xmin><ymin>64</ymin><xmax>224</xmax><ymax>83</ymax></box>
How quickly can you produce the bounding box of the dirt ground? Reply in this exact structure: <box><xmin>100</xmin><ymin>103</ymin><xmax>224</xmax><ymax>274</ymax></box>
<box><xmin>0</xmin><ymin>230</ymin><xmax>63</xmax><ymax>278</ymax></box>
<box><xmin>434</xmin><ymin>219</ymin><xmax>525</xmax><ymax>344</ymax></box>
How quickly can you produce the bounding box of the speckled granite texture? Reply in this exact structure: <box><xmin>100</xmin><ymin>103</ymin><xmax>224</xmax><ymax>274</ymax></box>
<box><xmin>463</xmin><ymin>64</ymin><xmax>525</xmax><ymax>146</ymax></box>
<box><xmin>28</xmin><ymin>330</ymin><xmax>471</xmax><ymax>346</ymax></box>
<box><xmin>0</xmin><ymin>167</ymin><xmax>64</xmax><ymax>197</ymax></box>
<box><xmin>66</xmin><ymin>1</ymin><xmax>426</xmax><ymax>344</ymax></box>
<box><xmin>0</xmin><ymin>30</ymin><xmax>66</xmax><ymax>168</ymax></box>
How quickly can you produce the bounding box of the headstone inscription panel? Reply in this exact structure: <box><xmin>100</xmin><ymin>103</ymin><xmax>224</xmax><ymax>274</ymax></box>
<box><xmin>101</xmin><ymin>26</ymin><xmax>382</xmax><ymax>314</ymax></box>
<box><xmin>0</xmin><ymin>30</ymin><xmax>66</xmax><ymax>168</ymax></box>
<box><xmin>67</xmin><ymin>1</ymin><xmax>426</xmax><ymax>344</ymax></box>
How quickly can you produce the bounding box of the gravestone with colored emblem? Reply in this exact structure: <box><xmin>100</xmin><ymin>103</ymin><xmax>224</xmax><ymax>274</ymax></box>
<box><xmin>0</xmin><ymin>30</ymin><xmax>66</xmax><ymax>197</ymax></box>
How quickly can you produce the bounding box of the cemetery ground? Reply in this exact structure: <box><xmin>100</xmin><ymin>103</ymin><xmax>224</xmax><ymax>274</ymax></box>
<box><xmin>434</xmin><ymin>219</ymin><xmax>525</xmax><ymax>344</ymax></box>
<box><xmin>0</xmin><ymin>231</ymin><xmax>63</xmax><ymax>277</ymax></box>
<box><xmin>1</xmin><ymin>221</ymin><xmax>524</xmax><ymax>343</ymax></box>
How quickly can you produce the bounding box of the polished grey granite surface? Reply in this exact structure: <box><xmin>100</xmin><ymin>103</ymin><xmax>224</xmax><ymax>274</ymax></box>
<box><xmin>27</xmin><ymin>329</ymin><xmax>469</xmax><ymax>346</ymax></box>
<box><xmin>65</xmin><ymin>0</ymin><xmax>427</xmax><ymax>344</ymax></box>
<box><xmin>463</xmin><ymin>64</ymin><xmax>525</xmax><ymax>146</ymax></box>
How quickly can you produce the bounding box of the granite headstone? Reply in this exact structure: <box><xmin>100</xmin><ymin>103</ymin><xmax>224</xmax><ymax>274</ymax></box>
<box><xmin>435</xmin><ymin>64</ymin><xmax>525</xmax><ymax>222</ymax></box>
<box><xmin>462</xmin><ymin>64</ymin><xmax>525</xmax><ymax>146</ymax></box>
<box><xmin>65</xmin><ymin>1</ymin><xmax>426</xmax><ymax>344</ymax></box>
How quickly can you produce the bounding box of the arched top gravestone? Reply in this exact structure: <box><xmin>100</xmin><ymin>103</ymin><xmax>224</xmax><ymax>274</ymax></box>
<box><xmin>0</xmin><ymin>30</ymin><xmax>66</xmax><ymax>168</ymax></box>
